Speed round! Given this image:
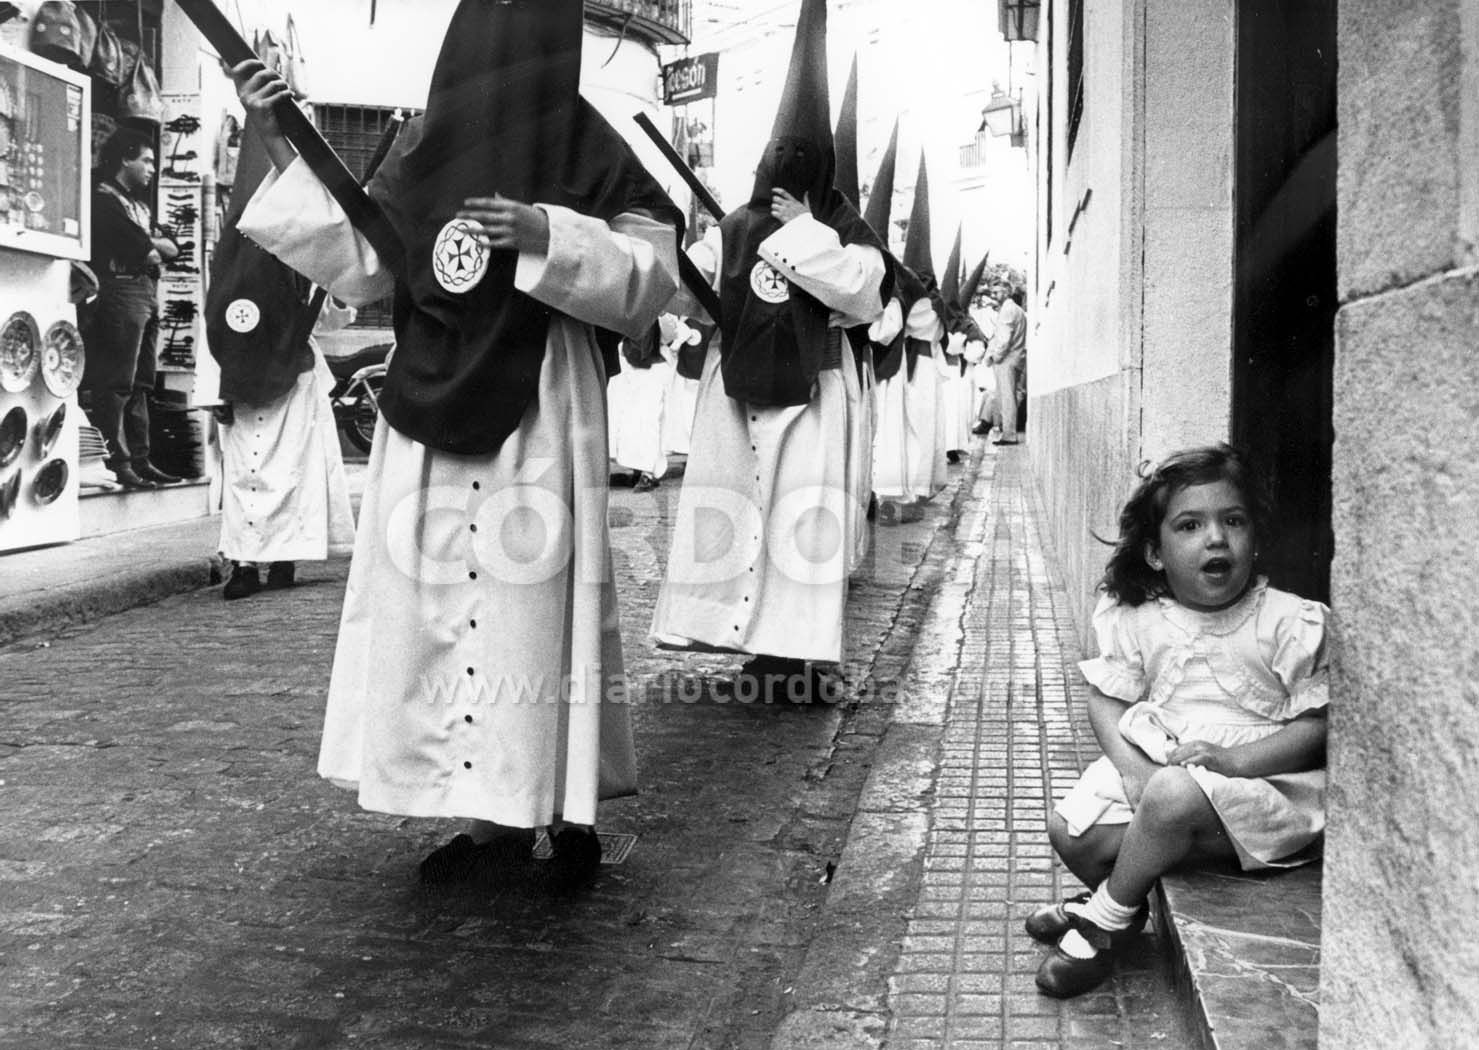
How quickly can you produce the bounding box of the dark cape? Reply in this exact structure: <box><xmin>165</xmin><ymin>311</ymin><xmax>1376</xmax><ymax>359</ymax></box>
<box><xmin>715</xmin><ymin>0</ymin><xmax>889</xmax><ymax>408</ymax></box>
<box><xmin>369</xmin><ymin>0</ymin><xmax>682</xmax><ymax>456</ymax></box>
<box><xmin>207</xmin><ymin>118</ymin><xmax>318</xmax><ymax>406</ymax></box>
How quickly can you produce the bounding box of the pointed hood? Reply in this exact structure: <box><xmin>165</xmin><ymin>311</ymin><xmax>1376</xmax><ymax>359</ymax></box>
<box><xmin>960</xmin><ymin>251</ymin><xmax>990</xmax><ymax>310</ymax></box>
<box><xmin>749</xmin><ymin>0</ymin><xmax>834</xmax><ymax>209</ymax></box>
<box><xmin>834</xmin><ymin>55</ymin><xmax>860</xmax><ymax>208</ymax></box>
<box><xmin>940</xmin><ymin>224</ymin><xmax>963</xmax><ymax>312</ymax></box>
<box><xmin>367</xmin><ymin>0</ymin><xmax>683</xmax><ymax>455</ymax></box>
<box><xmin>901</xmin><ymin>152</ymin><xmax>935</xmax><ymax>288</ymax></box>
<box><xmin>862</xmin><ymin>119</ymin><xmax>899</xmax><ymax>244</ymax></box>
<box><xmin>718</xmin><ymin>0</ymin><xmax>890</xmax><ymax>408</ymax></box>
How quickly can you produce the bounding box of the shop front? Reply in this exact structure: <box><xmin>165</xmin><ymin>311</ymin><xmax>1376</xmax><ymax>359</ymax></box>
<box><xmin>0</xmin><ymin>0</ymin><xmax>214</xmax><ymax>553</ymax></box>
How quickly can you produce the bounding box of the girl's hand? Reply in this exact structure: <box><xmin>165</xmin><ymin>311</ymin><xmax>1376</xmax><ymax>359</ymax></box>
<box><xmin>229</xmin><ymin>60</ymin><xmax>292</xmax><ymax>137</ymax></box>
<box><xmin>458</xmin><ymin>196</ymin><xmax>550</xmax><ymax>255</ymax></box>
<box><xmin>1168</xmin><ymin>739</ymin><xmax>1241</xmax><ymax>777</ymax></box>
<box><xmin>771</xmin><ymin>188</ymin><xmax>809</xmax><ymax>224</ymax></box>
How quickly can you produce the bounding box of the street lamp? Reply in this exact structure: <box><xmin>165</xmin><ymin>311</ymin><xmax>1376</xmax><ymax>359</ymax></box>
<box><xmin>980</xmin><ymin>88</ymin><xmax>1019</xmax><ymax>138</ymax></box>
<box><xmin>998</xmin><ymin>0</ymin><xmax>1041</xmax><ymax>43</ymax></box>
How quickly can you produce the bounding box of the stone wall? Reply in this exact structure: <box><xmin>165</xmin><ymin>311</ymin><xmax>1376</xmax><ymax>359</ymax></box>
<box><xmin>1320</xmin><ymin>1</ymin><xmax>1479</xmax><ymax>1044</ymax></box>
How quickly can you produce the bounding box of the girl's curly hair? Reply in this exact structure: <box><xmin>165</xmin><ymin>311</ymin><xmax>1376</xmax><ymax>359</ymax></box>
<box><xmin>1099</xmin><ymin>444</ymin><xmax>1275</xmax><ymax>606</ymax></box>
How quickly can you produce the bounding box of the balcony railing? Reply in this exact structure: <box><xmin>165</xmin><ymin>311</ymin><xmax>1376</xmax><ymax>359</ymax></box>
<box><xmin>586</xmin><ymin>0</ymin><xmax>692</xmax><ymax>45</ymax></box>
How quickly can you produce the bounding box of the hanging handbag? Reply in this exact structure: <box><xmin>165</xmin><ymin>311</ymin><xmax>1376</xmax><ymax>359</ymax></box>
<box><xmin>117</xmin><ymin>39</ymin><xmax>165</xmax><ymax>125</ymax></box>
<box><xmin>30</xmin><ymin>0</ymin><xmax>85</xmax><ymax>70</ymax></box>
<box><xmin>284</xmin><ymin>14</ymin><xmax>309</xmax><ymax>100</ymax></box>
<box><xmin>89</xmin><ymin>22</ymin><xmax>125</xmax><ymax>89</ymax></box>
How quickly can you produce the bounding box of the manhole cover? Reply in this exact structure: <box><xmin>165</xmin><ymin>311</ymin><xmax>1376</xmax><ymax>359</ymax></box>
<box><xmin>532</xmin><ymin>830</ymin><xmax>637</xmax><ymax>866</ymax></box>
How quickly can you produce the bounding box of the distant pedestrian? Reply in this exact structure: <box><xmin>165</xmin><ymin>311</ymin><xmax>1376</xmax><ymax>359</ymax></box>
<box><xmin>986</xmin><ymin>285</ymin><xmax>1026</xmax><ymax>444</ymax></box>
<box><xmin>1029</xmin><ymin>445</ymin><xmax>1330</xmax><ymax>997</ymax></box>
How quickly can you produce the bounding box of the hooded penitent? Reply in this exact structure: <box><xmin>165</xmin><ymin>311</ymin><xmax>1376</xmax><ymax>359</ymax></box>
<box><xmin>938</xmin><ymin>224</ymin><xmax>972</xmax><ymax>374</ymax></box>
<box><xmin>367</xmin><ymin>0</ymin><xmax>683</xmax><ymax>456</ymax></box>
<box><xmin>957</xmin><ymin>252</ymin><xmax>990</xmax><ymax>342</ymax></box>
<box><xmin>898</xmin><ymin>152</ymin><xmax>944</xmax><ymax>378</ymax></box>
<box><xmin>207</xmin><ymin>115</ymin><xmax>319</xmax><ymax>405</ymax></box>
<box><xmin>717</xmin><ymin>0</ymin><xmax>888</xmax><ymax>407</ymax></box>
<box><xmin>835</xmin><ymin>53</ymin><xmax>891</xmax><ymax>376</ymax></box>
<box><xmin>863</xmin><ymin>119</ymin><xmax>918</xmax><ymax>383</ymax></box>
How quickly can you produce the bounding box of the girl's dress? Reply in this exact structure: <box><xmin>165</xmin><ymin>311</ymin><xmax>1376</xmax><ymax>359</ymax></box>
<box><xmin>1058</xmin><ymin>578</ymin><xmax>1330</xmax><ymax>869</ymax></box>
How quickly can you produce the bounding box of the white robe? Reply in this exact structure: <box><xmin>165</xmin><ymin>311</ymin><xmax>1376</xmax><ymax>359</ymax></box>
<box><xmin>239</xmin><ymin>156</ymin><xmax>678</xmax><ymax>828</ymax></box>
<box><xmin>841</xmin><ymin>335</ymin><xmax>876</xmax><ymax>575</ymax></box>
<box><xmin>217</xmin><ymin>343</ymin><xmax>355</xmax><ymax>564</ymax></box>
<box><xmin>651</xmin><ymin>215</ymin><xmax>885</xmax><ymax>665</ymax></box>
<box><xmin>937</xmin><ymin>330</ymin><xmax>977</xmax><ymax>454</ymax></box>
<box><xmin>607</xmin><ymin>352</ymin><xmax>672</xmax><ymax>478</ymax></box>
<box><xmin>872</xmin><ymin>299</ymin><xmax>945</xmax><ymax>502</ymax></box>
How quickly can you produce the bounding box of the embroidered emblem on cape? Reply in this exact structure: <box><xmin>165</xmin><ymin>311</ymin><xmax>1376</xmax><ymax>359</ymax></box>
<box><xmin>749</xmin><ymin>260</ymin><xmax>790</xmax><ymax>304</ymax></box>
<box><xmin>432</xmin><ymin>218</ymin><xmax>491</xmax><ymax>294</ymax></box>
<box><xmin>225</xmin><ymin>299</ymin><xmax>260</xmax><ymax>334</ymax></box>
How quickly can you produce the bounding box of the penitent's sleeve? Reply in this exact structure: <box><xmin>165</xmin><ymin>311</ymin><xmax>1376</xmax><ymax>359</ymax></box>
<box><xmin>757</xmin><ymin>213</ymin><xmax>885</xmax><ymax>326</ymax></box>
<box><xmin>238</xmin><ymin>156</ymin><xmax>395</xmax><ymax>307</ymax></box>
<box><xmin>514</xmin><ymin>205</ymin><xmax>680</xmax><ymax>340</ymax></box>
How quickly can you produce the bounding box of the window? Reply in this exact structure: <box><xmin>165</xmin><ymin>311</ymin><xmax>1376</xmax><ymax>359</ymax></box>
<box><xmin>1067</xmin><ymin>0</ymin><xmax>1085</xmax><ymax>157</ymax></box>
<box><xmin>314</xmin><ymin>104</ymin><xmax>420</xmax><ymax>329</ymax></box>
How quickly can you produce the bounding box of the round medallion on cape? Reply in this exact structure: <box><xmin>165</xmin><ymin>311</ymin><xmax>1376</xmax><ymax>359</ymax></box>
<box><xmin>225</xmin><ymin>299</ymin><xmax>261</xmax><ymax>334</ymax></box>
<box><xmin>433</xmin><ymin>218</ymin><xmax>491</xmax><ymax>295</ymax></box>
<box><xmin>749</xmin><ymin>260</ymin><xmax>790</xmax><ymax>304</ymax></box>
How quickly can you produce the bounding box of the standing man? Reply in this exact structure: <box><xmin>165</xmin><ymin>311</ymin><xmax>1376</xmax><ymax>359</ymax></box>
<box><xmin>987</xmin><ymin>285</ymin><xmax>1027</xmax><ymax>445</ymax></box>
<box><xmin>79</xmin><ymin>129</ymin><xmax>181</xmax><ymax>489</ymax></box>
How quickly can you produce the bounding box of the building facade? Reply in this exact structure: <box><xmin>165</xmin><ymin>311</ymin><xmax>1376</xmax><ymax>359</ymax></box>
<box><xmin>1026</xmin><ymin>0</ymin><xmax>1478</xmax><ymax>1044</ymax></box>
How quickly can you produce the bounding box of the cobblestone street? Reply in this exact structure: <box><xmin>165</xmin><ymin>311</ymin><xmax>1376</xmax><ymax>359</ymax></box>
<box><xmin>0</xmin><ymin>446</ymin><xmax>1190</xmax><ymax>1049</ymax></box>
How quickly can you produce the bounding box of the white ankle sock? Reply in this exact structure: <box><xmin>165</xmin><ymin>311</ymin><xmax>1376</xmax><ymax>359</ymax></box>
<box><xmin>1080</xmin><ymin>884</ymin><xmax>1141</xmax><ymax>931</ymax></box>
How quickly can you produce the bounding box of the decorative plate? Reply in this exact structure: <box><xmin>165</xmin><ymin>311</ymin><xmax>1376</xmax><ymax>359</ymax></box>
<box><xmin>35</xmin><ymin>401</ymin><xmax>65</xmax><ymax>458</ymax></box>
<box><xmin>32</xmin><ymin>458</ymin><xmax>68</xmax><ymax>506</ymax></box>
<box><xmin>0</xmin><ymin>311</ymin><xmax>41</xmax><ymax>393</ymax></box>
<box><xmin>0</xmin><ymin>470</ymin><xmax>19</xmax><ymax>520</ymax></box>
<box><xmin>41</xmin><ymin>321</ymin><xmax>86</xmax><ymax>398</ymax></box>
<box><xmin>0</xmin><ymin>405</ymin><xmax>26</xmax><ymax>469</ymax></box>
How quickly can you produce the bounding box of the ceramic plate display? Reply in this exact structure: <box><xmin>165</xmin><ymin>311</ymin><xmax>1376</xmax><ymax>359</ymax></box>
<box><xmin>0</xmin><ymin>311</ymin><xmax>41</xmax><ymax>393</ymax></box>
<box><xmin>35</xmin><ymin>402</ymin><xmax>65</xmax><ymax>458</ymax></box>
<box><xmin>32</xmin><ymin>458</ymin><xmax>68</xmax><ymax>505</ymax></box>
<box><xmin>0</xmin><ymin>470</ymin><xmax>20</xmax><ymax>520</ymax></box>
<box><xmin>40</xmin><ymin>321</ymin><xmax>86</xmax><ymax>398</ymax></box>
<box><xmin>0</xmin><ymin>405</ymin><xmax>26</xmax><ymax>469</ymax></box>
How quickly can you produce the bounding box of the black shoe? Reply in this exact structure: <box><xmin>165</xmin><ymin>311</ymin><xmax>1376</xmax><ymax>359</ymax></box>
<box><xmin>971</xmin><ymin>421</ymin><xmax>991</xmax><ymax>435</ymax></box>
<box><xmin>992</xmin><ymin>437</ymin><xmax>1020</xmax><ymax>446</ymax></box>
<box><xmin>634</xmin><ymin>473</ymin><xmax>660</xmax><ymax>491</ymax></box>
<box><xmin>265</xmin><ymin>561</ymin><xmax>296</xmax><ymax>589</ymax></box>
<box><xmin>419</xmin><ymin>833</ymin><xmax>479</xmax><ymax>884</ymax></box>
<box><xmin>1036</xmin><ymin>916</ymin><xmax>1116</xmax><ymax>998</ymax></box>
<box><xmin>1025</xmin><ymin>893</ymin><xmax>1149</xmax><ymax>945</ymax></box>
<box><xmin>946</xmin><ymin>450</ymin><xmax>962</xmax><ymax>464</ymax></box>
<box><xmin>223</xmin><ymin>562</ymin><xmax>260</xmax><ymax>601</ymax></box>
<box><xmin>113</xmin><ymin>465</ymin><xmax>159</xmax><ymax>490</ymax></box>
<box><xmin>136</xmin><ymin>462</ymin><xmax>182</xmax><ymax>484</ymax></box>
<box><xmin>542</xmin><ymin>827</ymin><xmax>602</xmax><ymax>893</ymax></box>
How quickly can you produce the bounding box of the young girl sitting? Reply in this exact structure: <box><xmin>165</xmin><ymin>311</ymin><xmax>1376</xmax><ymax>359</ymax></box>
<box><xmin>1030</xmin><ymin>444</ymin><xmax>1330</xmax><ymax>998</ymax></box>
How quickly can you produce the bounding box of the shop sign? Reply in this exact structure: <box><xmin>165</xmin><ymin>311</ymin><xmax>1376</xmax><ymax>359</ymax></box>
<box><xmin>661</xmin><ymin>53</ymin><xmax>718</xmax><ymax>106</ymax></box>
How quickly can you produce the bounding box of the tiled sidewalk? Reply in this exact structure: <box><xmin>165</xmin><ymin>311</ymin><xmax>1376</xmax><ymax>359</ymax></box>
<box><xmin>883</xmin><ymin>449</ymin><xmax>1189</xmax><ymax>1049</ymax></box>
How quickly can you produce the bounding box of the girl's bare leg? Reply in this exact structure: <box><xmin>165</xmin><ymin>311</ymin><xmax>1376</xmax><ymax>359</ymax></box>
<box><xmin>1047</xmin><ymin>812</ymin><xmax>1125</xmax><ymax>888</ymax></box>
<box><xmin>1105</xmin><ymin>766</ymin><xmax>1237</xmax><ymax>906</ymax></box>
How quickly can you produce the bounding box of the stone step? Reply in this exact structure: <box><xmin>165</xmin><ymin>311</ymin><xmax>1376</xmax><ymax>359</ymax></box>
<box><xmin>1156</xmin><ymin>864</ymin><xmax>1322</xmax><ymax>1050</ymax></box>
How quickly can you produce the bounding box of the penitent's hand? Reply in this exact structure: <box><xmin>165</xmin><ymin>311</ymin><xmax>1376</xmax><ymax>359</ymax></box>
<box><xmin>457</xmin><ymin>196</ymin><xmax>550</xmax><ymax>255</ymax></box>
<box><xmin>771</xmin><ymin>188</ymin><xmax>809</xmax><ymax>224</ymax></box>
<box><xmin>229</xmin><ymin>60</ymin><xmax>292</xmax><ymax>138</ymax></box>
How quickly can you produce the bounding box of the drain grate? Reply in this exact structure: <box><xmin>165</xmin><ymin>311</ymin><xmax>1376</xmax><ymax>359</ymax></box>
<box><xmin>531</xmin><ymin>830</ymin><xmax>637</xmax><ymax>866</ymax></box>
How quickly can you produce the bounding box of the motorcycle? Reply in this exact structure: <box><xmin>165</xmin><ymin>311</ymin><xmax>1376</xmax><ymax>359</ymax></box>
<box><xmin>327</xmin><ymin>342</ymin><xmax>390</xmax><ymax>454</ymax></box>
